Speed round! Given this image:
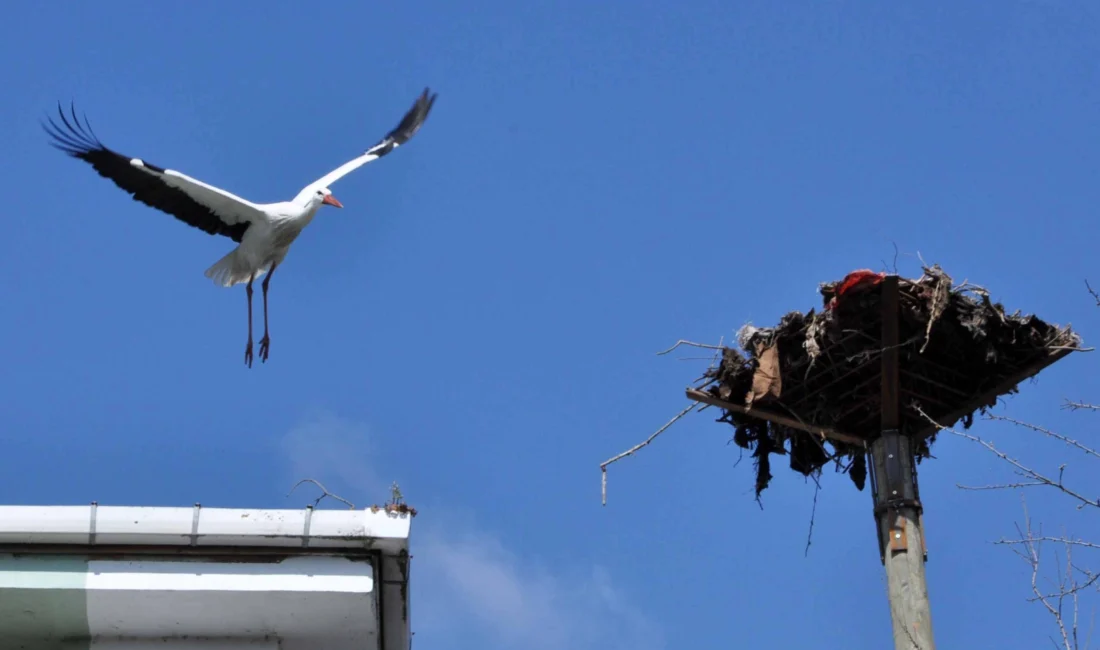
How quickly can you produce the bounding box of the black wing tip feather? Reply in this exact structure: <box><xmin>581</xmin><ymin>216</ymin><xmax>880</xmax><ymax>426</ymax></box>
<box><xmin>386</xmin><ymin>86</ymin><xmax>438</xmax><ymax>146</ymax></box>
<box><xmin>41</xmin><ymin>100</ymin><xmax>106</xmax><ymax>159</ymax></box>
<box><xmin>361</xmin><ymin>87</ymin><xmax>437</xmax><ymax>158</ymax></box>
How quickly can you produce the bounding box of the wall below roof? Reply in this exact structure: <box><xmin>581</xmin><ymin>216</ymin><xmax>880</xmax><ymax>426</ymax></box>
<box><xmin>1</xmin><ymin>554</ymin><xmax>379</xmax><ymax>650</ymax></box>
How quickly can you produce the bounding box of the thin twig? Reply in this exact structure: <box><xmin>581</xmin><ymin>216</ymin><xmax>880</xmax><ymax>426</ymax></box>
<box><xmin>287</xmin><ymin>478</ymin><xmax>356</xmax><ymax>509</ymax></box>
<box><xmin>958</xmin><ymin>481</ymin><xmax>1049</xmax><ymax>491</ymax></box>
<box><xmin>1033</xmin><ymin>567</ymin><xmax>1100</xmax><ymax>601</ymax></box>
<box><xmin>1064</xmin><ymin>400</ymin><xmax>1100</xmax><ymax>412</ymax></box>
<box><xmin>657</xmin><ymin>339</ymin><xmax>725</xmax><ymax>356</ymax></box>
<box><xmin>774</xmin><ymin>398</ymin><xmax>843</xmax><ymax>462</ymax></box>
<box><xmin>1087</xmin><ymin>279</ymin><xmax>1100</xmax><ymax>307</ymax></box>
<box><xmin>996</xmin><ymin>537</ymin><xmax>1100</xmax><ymax>551</ymax></box>
<box><xmin>921</xmin><ymin>268</ymin><xmax>953</xmax><ymax>353</ymax></box>
<box><xmin>1050</xmin><ymin>345</ymin><xmax>1095</xmax><ymax>352</ymax></box>
<box><xmin>601</xmin><ymin>403</ymin><xmax>698</xmax><ymax>505</ymax></box>
<box><xmin>953</xmin><ymin>281</ymin><xmax>990</xmax><ymax>296</ymax></box>
<box><xmin>708</xmin><ymin>336</ymin><xmax>725</xmax><ymax>371</ymax></box>
<box><xmin>1017</xmin><ymin>498</ymin><xmax>1074</xmax><ymax>650</ymax></box>
<box><xmin>984</xmin><ymin>414</ymin><xmax>1100</xmax><ymax>460</ymax></box>
<box><xmin>845</xmin><ymin>334</ymin><xmax>922</xmax><ymax>364</ymax></box>
<box><xmin>804</xmin><ymin>474</ymin><xmax>821</xmax><ymax>557</ymax></box>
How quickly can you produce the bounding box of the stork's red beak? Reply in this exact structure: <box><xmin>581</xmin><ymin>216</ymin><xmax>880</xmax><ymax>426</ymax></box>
<box><xmin>322</xmin><ymin>194</ymin><xmax>343</xmax><ymax>209</ymax></box>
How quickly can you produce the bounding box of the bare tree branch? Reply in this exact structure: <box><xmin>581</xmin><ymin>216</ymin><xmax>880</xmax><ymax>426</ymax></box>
<box><xmin>1014</xmin><ymin>498</ymin><xmax>1075</xmax><ymax>650</ymax></box>
<box><xmin>912</xmin><ymin>404</ymin><xmax>1099</xmax><ymax>510</ymax></box>
<box><xmin>287</xmin><ymin>478</ymin><xmax>356</xmax><ymax>509</ymax></box>
<box><xmin>915</xmin><ymin>396</ymin><xmax>1100</xmax><ymax>648</ymax></box>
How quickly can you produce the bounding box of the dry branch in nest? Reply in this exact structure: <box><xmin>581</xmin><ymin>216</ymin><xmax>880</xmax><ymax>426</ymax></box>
<box><xmin>695</xmin><ymin>265</ymin><xmax>1083</xmax><ymax>500</ymax></box>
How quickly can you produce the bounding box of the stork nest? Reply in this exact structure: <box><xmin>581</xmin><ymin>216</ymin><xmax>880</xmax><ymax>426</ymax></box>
<box><xmin>697</xmin><ymin>265</ymin><xmax>1082</xmax><ymax>499</ymax></box>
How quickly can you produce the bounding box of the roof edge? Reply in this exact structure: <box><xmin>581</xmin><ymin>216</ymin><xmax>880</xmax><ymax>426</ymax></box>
<box><xmin>0</xmin><ymin>505</ymin><xmax>411</xmax><ymax>554</ymax></box>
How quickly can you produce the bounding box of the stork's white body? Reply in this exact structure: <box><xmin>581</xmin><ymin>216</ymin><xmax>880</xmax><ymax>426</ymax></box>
<box><xmin>205</xmin><ymin>199</ymin><xmax>320</xmax><ymax>287</ymax></box>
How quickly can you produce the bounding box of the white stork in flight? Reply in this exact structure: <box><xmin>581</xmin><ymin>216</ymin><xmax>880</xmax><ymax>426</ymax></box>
<box><xmin>44</xmin><ymin>88</ymin><xmax>437</xmax><ymax>367</ymax></box>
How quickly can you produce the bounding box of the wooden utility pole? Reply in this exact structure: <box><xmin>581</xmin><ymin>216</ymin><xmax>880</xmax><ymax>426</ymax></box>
<box><xmin>870</xmin><ymin>275</ymin><xmax>936</xmax><ymax>649</ymax></box>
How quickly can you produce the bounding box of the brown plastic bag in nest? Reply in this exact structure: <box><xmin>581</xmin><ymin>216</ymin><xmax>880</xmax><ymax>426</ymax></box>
<box><xmin>746</xmin><ymin>340</ymin><xmax>782</xmax><ymax>407</ymax></box>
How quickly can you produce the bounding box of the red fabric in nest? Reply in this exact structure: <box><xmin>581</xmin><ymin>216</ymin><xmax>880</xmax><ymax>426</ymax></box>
<box><xmin>828</xmin><ymin>269</ymin><xmax>886</xmax><ymax>309</ymax></box>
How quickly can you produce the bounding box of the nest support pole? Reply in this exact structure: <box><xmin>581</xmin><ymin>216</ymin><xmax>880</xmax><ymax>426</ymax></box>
<box><xmin>870</xmin><ymin>275</ymin><xmax>936</xmax><ymax>650</ymax></box>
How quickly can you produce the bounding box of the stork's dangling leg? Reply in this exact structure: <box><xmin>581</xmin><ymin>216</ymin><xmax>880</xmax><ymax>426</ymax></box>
<box><xmin>258</xmin><ymin>263</ymin><xmax>277</xmax><ymax>363</ymax></box>
<box><xmin>244</xmin><ymin>273</ymin><xmax>256</xmax><ymax>368</ymax></box>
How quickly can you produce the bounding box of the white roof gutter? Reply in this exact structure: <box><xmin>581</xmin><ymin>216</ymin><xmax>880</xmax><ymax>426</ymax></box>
<box><xmin>0</xmin><ymin>504</ymin><xmax>411</xmax><ymax>554</ymax></box>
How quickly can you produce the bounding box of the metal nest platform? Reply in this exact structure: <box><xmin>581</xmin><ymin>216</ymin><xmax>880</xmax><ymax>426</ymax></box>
<box><xmin>687</xmin><ymin>266</ymin><xmax>1084</xmax><ymax>498</ymax></box>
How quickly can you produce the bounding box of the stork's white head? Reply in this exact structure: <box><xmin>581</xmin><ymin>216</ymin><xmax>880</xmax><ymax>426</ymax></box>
<box><xmin>312</xmin><ymin>187</ymin><xmax>343</xmax><ymax>209</ymax></box>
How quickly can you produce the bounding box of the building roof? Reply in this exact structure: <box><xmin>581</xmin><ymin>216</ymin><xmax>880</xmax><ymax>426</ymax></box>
<box><xmin>0</xmin><ymin>504</ymin><xmax>413</xmax><ymax>650</ymax></box>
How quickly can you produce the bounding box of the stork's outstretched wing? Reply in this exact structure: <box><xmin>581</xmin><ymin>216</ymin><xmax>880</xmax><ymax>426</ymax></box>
<box><xmin>304</xmin><ymin>88</ymin><xmax>437</xmax><ymax>192</ymax></box>
<box><xmin>44</xmin><ymin>103</ymin><xmax>266</xmax><ymax>243</ymax></box>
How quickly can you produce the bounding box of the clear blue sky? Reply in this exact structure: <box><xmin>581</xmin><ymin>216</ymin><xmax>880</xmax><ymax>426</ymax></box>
<box><xmin>2</xmin><ymin>2</ymin><xmax>1099</xmax><ymax>648</ymax></box>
